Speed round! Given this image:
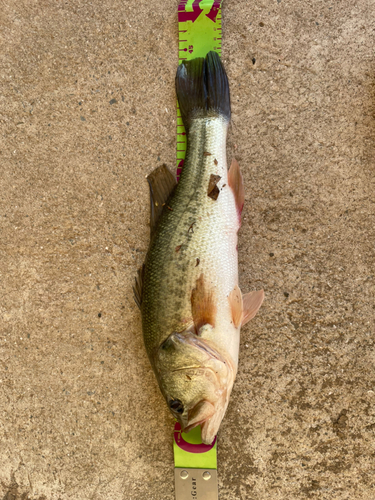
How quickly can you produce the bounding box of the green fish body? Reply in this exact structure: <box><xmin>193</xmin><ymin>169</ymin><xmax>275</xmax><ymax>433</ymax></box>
<box><xmin>135</xmin><ymin>52</ymin><xmax>264</xmax><ymax>444</ymax></box>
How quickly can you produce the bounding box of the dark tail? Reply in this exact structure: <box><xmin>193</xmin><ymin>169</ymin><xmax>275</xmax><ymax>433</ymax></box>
<box><xmin>175</xmin><ymin>51</ymin><xmax>231</xmax><ymax>131</ymax></box>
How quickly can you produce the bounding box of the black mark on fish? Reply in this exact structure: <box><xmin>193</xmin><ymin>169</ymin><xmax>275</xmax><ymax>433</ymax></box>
<box><xmin>214</xmin><ymin>158</ymin><xmax>218</xmax><ymax>165</ymax></box>
<box><xmin>207</xmin><ymin>174</ymin><xmax>221</xmax><ymax>201</ymax></box>
<box><xmin>195</xmin><ymin>258</ymin><xmax>200</xmax><ymax>267</ymax></box>
<box><xmin>188</xmin><ymin>222</ymin><xmax>195</xmax><ymax>234</ymax></box>
<box><xmin>203</xmin><ymin>152</ymin><xmax>212</xmax><ymax>156</ymax></box>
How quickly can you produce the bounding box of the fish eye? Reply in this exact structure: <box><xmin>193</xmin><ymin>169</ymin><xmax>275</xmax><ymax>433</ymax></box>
<box><xmin>169</xmin><ymin>399</ymin><xmax>184</xmax><ymax>414</ymax></box>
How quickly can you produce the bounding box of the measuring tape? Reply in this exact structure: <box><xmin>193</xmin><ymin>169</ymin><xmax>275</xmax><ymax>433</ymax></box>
<box><xmin>174</xmin><ymin>422</ymin><xmax>218</xmax><ymax>500</ymax></box>
<box><xmin>174</xmin><ymin>2</ymin><xmax>223</xmax><ymax>498</ymax></box>
<box><xmin>176</xmin><ymin>0</ymin><xmax>223</xmax><ymax>180</ymax></box>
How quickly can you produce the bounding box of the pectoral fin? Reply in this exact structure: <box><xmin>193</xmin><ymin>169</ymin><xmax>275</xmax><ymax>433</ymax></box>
<box><xmin>241</xmin><ymin>290</ymin><xmax>264</xmax><ymax>325</ymax></box>
<box><xmin>147</xmin><ymin>164</ymin><xmax>177</xmax><ymax>236</ymax></box>
<box><xmin>191</xmin><ymin>274</ymin><xmax>217</xmax><ymax>333</ymax></box>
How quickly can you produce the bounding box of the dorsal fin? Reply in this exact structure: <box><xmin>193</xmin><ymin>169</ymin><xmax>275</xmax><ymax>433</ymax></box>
<box><xmin>228</xmin><ymin>159</ymin><xmax>245</xmax><ymax>218</ymax></box>
<box><xmin>132</xmin><ymin>264</ymin><xmax>145</xmax><ymax>310</ymax></box>
<box><xmin>191</xmin><ymin>274</ymin><xmax>217</xmax><ymax>333</ymax></box>
<box><xmin>147</xmin><ymin>165</ymin><xmax>176</xmax><ymax>236</ymax></box>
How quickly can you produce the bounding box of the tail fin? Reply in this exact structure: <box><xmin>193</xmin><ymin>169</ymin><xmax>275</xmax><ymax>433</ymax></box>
<box><xmin>176</xmin><ymin>51</ymin><xmax>231</xmax><ymax>130</ymax></box>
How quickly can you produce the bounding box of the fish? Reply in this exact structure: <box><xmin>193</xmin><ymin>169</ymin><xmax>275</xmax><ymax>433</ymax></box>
<box><xmin>134</xmin><ymin>51</ymin><xmax>264</xmax><ymax>444</ymax></box>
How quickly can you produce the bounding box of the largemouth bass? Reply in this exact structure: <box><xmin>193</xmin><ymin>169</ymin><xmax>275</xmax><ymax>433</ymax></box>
<box><xmin>134</xmin><ymin>52</ymin><xmax>264</xmax><ymax>444</ymax></box>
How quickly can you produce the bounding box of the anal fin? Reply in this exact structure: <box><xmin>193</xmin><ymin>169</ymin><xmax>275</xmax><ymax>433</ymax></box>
<box><xmin>147</xmin><ymin>164</ymin><xmax>176</xmax><ymax>236</ymax></box>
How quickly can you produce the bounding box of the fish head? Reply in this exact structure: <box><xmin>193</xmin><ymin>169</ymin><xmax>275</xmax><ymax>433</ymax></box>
<box><xmin>155</xmin><ymin>329</ymin><xmax>236</xmax><ymax>444</ymax></box>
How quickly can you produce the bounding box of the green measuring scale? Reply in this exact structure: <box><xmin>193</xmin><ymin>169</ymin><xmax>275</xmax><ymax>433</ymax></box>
<box><xmin>174</xmin><ymin>2</ymin><xmax>223</xmax><ymax>498</ymax></box>
<box><xmin>176</xmin><ymin>0</ymin><xmax>222</xmax><ymax>179</ymax></box>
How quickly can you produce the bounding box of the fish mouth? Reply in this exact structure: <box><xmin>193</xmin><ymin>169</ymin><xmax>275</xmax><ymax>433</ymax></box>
<box><xmin>200</xmin><ymin>412</ymin><xmax>223</xmax><ymax>445</ymax></box>
<box><xmin>180</xmin><ymin>398</ymin><xmax>227</xmax><ymax>445</ymax></box>
<box><xmin>157</xmin><ymin>330</ymin><xmax>236</xmax><ymax>444</ymax></box>
<box><xmin>183</xmin><ymin>400</ymin><xmax>216</xmax><ymax>434</ymax></box>
<box><xmin>177</xmin><ymin>336</ymin><xmax>236</xmax><ymax>443</ymax></box>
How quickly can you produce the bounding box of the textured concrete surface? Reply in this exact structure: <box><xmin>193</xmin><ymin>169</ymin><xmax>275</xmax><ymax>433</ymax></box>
<box><xmin>1</xmin><ymin>1</ymin><xmax>374</xmax><ymax>499</ymax></box>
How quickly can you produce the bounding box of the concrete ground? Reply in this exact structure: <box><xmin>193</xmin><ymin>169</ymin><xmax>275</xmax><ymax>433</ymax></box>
<box><xmin>1</xmin><ymin>1</ymin><xmax>374</xmax><ymax>499</ymax></box>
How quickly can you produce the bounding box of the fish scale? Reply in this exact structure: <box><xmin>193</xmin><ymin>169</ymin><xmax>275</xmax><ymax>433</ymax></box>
<box><xmin>142</xmin><ymin>116</ymin><xmax>239</xmax><ymax>366</ymax></box>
